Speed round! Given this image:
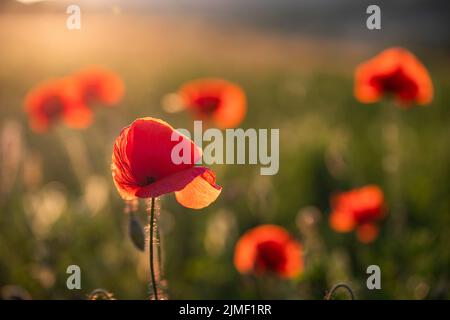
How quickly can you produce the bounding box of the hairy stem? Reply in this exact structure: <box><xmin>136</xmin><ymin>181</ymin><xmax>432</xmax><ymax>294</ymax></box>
<box><xmin>147</xmin><ymin>197</ymin><xmax>158</xmax><ymax>300</ymax></box>
<box><xmin>156</xmin><ymin>221</ymin><xmax>164</xmax><ymax>280</ymax></box>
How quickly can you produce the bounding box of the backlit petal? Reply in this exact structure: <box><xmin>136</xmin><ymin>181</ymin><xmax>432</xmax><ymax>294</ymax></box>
<box><xmin>175</xmin><ymin>169</ymin><xmax>222</xmax><ymax>209</ymax></box>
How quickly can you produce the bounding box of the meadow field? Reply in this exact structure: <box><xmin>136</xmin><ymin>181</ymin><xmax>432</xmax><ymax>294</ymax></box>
<box><xmin>0</xmin><ymin>9</ymin><xmax>449</xmax><ymax>299</ymax></box>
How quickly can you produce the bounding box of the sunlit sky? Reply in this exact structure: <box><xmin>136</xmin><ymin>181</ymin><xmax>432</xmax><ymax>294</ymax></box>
<box><xmin>9</xmin><ymin>0</ymin><xmax>450</xmax><ymax>48</ymax></box>
<box><xmin>16</xmin><ymin>0</ymin><xmax>47</xmax><ymax>3</ymax></box>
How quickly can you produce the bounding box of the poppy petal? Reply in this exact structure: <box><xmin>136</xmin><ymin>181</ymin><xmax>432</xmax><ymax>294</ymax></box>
<box><xmin>128</xmin><ymin>118</ymin><xmax>202</xmax><ymax>183</ymax></box>
<box><xmin>112</xmin><ymin>117</ymin><xmax>221</xmax><ymax>208</ymax></box>
<box><xmin>356</xmin><ymin>223</ymin><xmax>379</xmax><ymax>243</ymax></box>
<box><xmin>283</xmin><ymin>241</ymin><xmax>303</xmax><ymax>278</ymax></box>
<box><xmin>329</xmin><ymin>210</ymin><xmax>355</xmax><ymax>233</ymax></box>
<box><xmin>212</xmin><ymin>82</ymin><xmax>247</xmax><ymax>128</ymax></box>
<box><xmin>234</xmin><ymin>232</ymin><xmax>257</xmax><ymax>274</ymax></box>
<box><xmin>63</xmin><ymin>103</ymin><xmax>93</xmax><ymax>129</ymax></box>
<box><xmin>111</xmin><ymin>117</ymin><xmax>203</xmax><ymax>198</ymax></box>
<box><xmin>354</xmin><ymin>47</ymin><xmax>433</xmax><ymax>106</ymax></box>
<box><xmin>179</xmin><ymin>79</ymin><xmax>247</xmax><ymax>128</ymax></box>
<box><xmin>135</xmin><ymin>166</ymin><xmax>210</xmax><ymax>199</ymax></box>
<box><xmin>24</xmin><ymin>78</ymin><xmax>91</xmax><ymax>132</ymax></box>
<box><xmin>234</xmin><ymin>225</ymin><xmax>303</xmax><ymax>278</ymax></box>
<box><xmin>175</xmin><ymin>168</ymin><xmax>222</xmax><ymax>209</ymax></box>
<box><xmin>234</xmin><ymin>225</ymin><xmax>288</xmax><ymax>274</ymax></box>
<box><xmin>73</xmin><ymin>66</ymin><xmax>125</xmax><ymax>106</ymax></box>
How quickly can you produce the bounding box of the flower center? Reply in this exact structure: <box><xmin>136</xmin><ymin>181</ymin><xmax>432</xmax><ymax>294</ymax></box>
<box><xmin>83</xmin><ymin>81</ymin><xmax>101</xmax><ymax>103</ymax></box>
<box><xmin>193</xmin><ymin>96</ymin><xmax>221</xmax><ymax>115</ymax></box>
<box><xmin>254</xmin><ymin>240</ymin><xmax>287</xmax><ymax>275</ymax></box>
<box><xmin>371</xmin><ymin>68</ymin><xmax>419</xmax><ymax>101</ymax></box>
<box><xmin>353</xmin><ymin>207</ymin><xmax>382</xmax><ymax>225</ymax></box>
<box><xmin>41</xmin><ymin>95</ymin><xmax>64</xmax><ymax>120</ymax></box>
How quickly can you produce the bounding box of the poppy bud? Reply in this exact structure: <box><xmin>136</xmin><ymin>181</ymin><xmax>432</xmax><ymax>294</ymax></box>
<box><xmin>129</xmin><ymin>213</ymin><xmax>146</xmax><ymax>251</ymax></box>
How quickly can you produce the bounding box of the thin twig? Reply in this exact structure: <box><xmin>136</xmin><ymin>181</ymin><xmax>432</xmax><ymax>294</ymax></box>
<box><xmin>324</xmin><ymin>283</ymin><xmax>355</xmax><ymax>300</ymax></box>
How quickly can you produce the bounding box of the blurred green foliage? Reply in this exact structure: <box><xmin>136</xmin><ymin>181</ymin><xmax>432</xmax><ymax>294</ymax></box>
<box><xmin>0</xmin><ymin>13</ymin><xmax>449</xmax><ymax>300</ymax></box>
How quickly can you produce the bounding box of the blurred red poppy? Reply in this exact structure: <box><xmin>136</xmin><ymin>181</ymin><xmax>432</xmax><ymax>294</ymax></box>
<box><xmin>24</xmin><ymin>78</ymin><xmax>92</xmax><ymax>133</ymax></box>
<box><xmin>234</xmin><ymin>225</ymin><xmax>303</xmax><ymax>278</ymax></box>
<box><xmin>329</xmin><ymin>185</ymin><xmax>386</xmax><ymax>243</ymax></box>
<box><xmin>72</xmin><ymin>66</ymin><xmax>124</xmax><ymax>107</ymax></box>
<box><xmin>178</xmin><ymin>78</ymin><xmax>246</xmax><ymax>128</ymax></box>
<box><xmin>111</xmin><ymin>117</ymin><xmax>221</xmax><ymax>209</ymax></box>
<box><xmin>354</xmin><ymin>47</ymin><xmax>433</xmax><ymax>107</ymax></box>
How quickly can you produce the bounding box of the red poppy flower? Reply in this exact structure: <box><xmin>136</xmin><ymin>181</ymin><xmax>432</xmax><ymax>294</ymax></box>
<box><xmin>72</xmin><ymin>66</ymin><xmax>124</xmax><ymax>107</ymax></box>
<box><xmin>354</xmin><ymin>47</ymin><xmax>433</xmax><ymax>106</ymax></box>
<box><xmin>178</xmin><ymin>78</ymin><xmax>246</xmax><ymax>128</ymax></box>
<box><xmin>329</xmin><ymin>185</ymin><xmax>386</xmax><ymax>243</ymax></box>
<box><xmin>234</xmin><ymin>225</ymin><xmax>303</xmax><ymax>278</ymax></box>
<box><xmin>111</xmin><ymin>117</ymin><xmax>221</xmax><ymax>209</ymax></box>
<box><xmin>24</xmin><ymin>78</ymin><xmax>92</xmax><ymax>133</ymax></box>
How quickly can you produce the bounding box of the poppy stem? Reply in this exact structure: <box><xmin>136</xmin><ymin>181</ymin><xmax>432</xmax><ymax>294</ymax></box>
<box><xmin>156</xmin><ymin>220</ymin><xmax>164</xmax><ymax>280</ymax></box>
<box><xmin>385</xmin><ymin>104</ymin><xmax>405</xmax><ymax>235</ymax></box>
<box><xmin>324</xmin><ymin>283</ymin><xmax>355</xmax><ymax>300</ymax></box>
<box><xmin>147</xmin><ymin>197</ymin><xmax>159</xmax><ymax>300</ymax></box>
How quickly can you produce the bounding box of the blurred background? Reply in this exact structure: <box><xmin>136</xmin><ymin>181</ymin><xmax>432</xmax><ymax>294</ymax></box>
<box><xmin>0</xmin><ymin>0</ymin><xmax>449</xmax><ymax>299</ymax></box>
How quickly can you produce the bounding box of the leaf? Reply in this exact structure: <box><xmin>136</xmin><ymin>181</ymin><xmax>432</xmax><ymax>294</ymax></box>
<box><xmin>129</xmin><ymin>213</ymin><xmax>146</xmax><ymax>251</ymax></box>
